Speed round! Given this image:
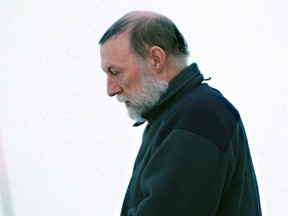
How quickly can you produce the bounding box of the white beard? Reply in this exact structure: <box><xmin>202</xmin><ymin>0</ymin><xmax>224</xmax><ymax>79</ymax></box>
<box><xmin>117</xmin><ymin>66</ymin><xmax>168</xmax><ymax>122</ymax></box>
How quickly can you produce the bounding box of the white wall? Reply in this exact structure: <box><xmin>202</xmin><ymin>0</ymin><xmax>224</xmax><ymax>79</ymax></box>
<box><xmin>0</xmin><ymin>0</ymin><xmax>287</xmax><ymax>215</ymax></box>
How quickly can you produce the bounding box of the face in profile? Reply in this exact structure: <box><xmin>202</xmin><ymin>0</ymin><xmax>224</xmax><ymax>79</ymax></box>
<box><xmin>100</xmin><ymin>33</ymin><xmax>168</xmax><ymax>122</ymax></box>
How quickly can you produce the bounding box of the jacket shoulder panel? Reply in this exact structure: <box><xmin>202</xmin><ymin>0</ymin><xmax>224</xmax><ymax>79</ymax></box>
<box><xmin>158</xmin><ymin>84</ymin><xmax>240</xmax><ymax>153</ymax></box>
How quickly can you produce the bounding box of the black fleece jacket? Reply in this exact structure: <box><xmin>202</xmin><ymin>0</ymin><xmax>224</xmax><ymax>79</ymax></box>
<box><xmin>121</xmin><ymin>63</ymin><xmax>262</xmax><ymax>216</ymax></box>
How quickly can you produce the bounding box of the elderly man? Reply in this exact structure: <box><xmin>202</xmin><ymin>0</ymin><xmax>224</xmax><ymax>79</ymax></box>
<box><xmin>99</xmin><ymin>11</ymin><xmax>262</xmax><ymax>216</ymax></box>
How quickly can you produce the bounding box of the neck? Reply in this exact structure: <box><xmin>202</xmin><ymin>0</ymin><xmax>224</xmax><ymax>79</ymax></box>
<box><xmin>164</xmin><ymin>56</ymin><xmax>187</xmax><ymax>83</ymax></box>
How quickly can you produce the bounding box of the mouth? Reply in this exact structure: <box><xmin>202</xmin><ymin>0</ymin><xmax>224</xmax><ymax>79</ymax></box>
<box><xmin>116</xmin><ymin>94</ymin><xmax>132</xmax><ymax>108</ymax></box>
<box><xmin>125</xmin><ymin>101</ymin><xmax>132</xmax><ymax>107</ymax></box>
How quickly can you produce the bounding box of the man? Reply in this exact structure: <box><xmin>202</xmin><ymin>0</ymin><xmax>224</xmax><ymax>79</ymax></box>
<box><xmin>99</xmin><ymin>11</ymin><xmax>262</xmax><ymax>216</ymax></box>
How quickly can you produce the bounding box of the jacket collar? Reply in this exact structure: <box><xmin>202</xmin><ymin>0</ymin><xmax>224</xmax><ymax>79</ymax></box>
<box><xmin>134</xmin><ymin>63</ymin><xmax>204</xmax><ymax>126</ymax></box>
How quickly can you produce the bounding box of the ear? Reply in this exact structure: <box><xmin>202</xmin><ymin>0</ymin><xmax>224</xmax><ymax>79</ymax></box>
<box><xmin>147</xmin><ymin>46</ymin><xmax>167</xmax><ymax>72</ymax></box>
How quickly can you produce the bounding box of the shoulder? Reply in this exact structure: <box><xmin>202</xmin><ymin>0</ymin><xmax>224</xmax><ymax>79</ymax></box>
<box><xmin>163</xmin><ymin>83</ymin><xmax>240</xmax><ymax>152</ymax></box>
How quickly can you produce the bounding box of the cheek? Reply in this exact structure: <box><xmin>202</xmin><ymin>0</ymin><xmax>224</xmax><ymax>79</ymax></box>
<box><xmin>121</xmin><ymin>69</ymin><xmax>142</xmax><ymax>91</ymax></box>
<box><xmin>117</xmin><ymin>76</ymin><xmax>130</xmax><ymax>90</ymax></box>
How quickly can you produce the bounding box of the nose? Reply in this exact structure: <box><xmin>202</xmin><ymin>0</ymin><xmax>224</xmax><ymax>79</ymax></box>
<box><xmin>107</xmin><ymin>77</ymin><xmax>122</xmax><ymax>97</ymax></box>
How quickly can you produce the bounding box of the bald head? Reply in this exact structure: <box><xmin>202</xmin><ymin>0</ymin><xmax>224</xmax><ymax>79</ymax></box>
<box><xmin>123</xmin><ymin>10</ymin><xmax>162</xmax><ymax>19</ymax></box>
<box><xmin>99</xmin><ymin>10</ymin><xmax>189</xmax><ymax>62</ymax></box>
<box><xmin>99</xmin><ymin>11</ymin><xmax>162</xmax><ymax>44</ymax></box>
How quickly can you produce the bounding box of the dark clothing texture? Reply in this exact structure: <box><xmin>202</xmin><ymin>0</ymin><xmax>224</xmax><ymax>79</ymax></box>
<box><xmin>121</xmin><ymin>63</ymin><xmax>262</xmax><ymax>216</ymax></box>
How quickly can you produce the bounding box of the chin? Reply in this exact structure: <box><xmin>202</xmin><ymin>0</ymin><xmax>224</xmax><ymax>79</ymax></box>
<box><xmin>127</xmin><ymin>108</ymin><xmax>145</xmax><ymax>122</ymax></box>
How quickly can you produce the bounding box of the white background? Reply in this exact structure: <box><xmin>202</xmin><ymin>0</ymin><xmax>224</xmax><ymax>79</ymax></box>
<box><xmin>0</xmin><ymin>0</ymin><xmax>287</xmax><ymax>215</ymax></box>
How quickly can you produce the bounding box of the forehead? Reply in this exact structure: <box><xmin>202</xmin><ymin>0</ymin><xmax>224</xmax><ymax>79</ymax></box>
<box><xmin>100</xmin><ymin>34</ymin><xmax>135</xmax><ymax>71</ymax></box>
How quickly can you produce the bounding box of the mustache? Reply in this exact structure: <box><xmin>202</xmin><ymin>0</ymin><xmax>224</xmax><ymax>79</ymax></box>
<box><xmin>117</xmin><ymin>94</ymin><xmax>129</xmax><ymax>103</ymax></box>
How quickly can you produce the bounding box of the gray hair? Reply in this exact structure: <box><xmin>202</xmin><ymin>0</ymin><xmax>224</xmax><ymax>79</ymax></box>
<box><xmin>99</xmin><ymin>11</ymin><xmax>189</xmax><ymax>63</ymax></box>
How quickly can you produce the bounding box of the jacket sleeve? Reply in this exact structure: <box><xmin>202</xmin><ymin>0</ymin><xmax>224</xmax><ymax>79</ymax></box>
<box><xmin>128</xmin><ymin>128</ymin><xmax>230</xmax><ymax>216</ymax></box>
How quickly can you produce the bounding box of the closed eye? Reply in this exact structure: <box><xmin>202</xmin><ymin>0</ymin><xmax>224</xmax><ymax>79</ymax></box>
<box><xmin>108</xmin><ymin>67</ymin><xmax>120</xmax><ymax>76</ymax></box>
